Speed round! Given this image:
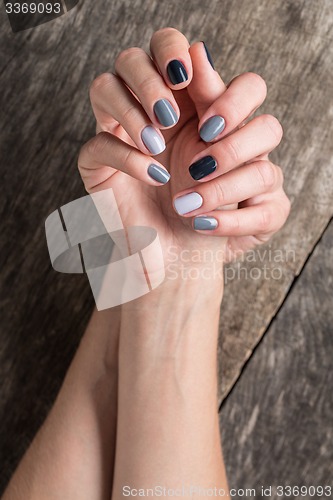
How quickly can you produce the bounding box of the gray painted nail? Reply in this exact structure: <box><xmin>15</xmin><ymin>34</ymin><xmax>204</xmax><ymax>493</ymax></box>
<box><xmin>148</xmin><ymin>164</ymin><xmax>170</xmax><ymax>184</ymax></box>
<box><xmin>199</xmin><ymin>116</ymin><xmax>225</xmax><ymax>142</ymax></box>
<box><xmin>153</xmin><ymin>99</ymin><xmax>178</xmax><ymax>127</ymax></box>
<box><xmin>193</xmin><ymin>216</ymin><xmax>218</xmax><ymax>230</ymax></box>
<box><xmin>174</xmin><ymin>192</ymin><xmax>203</xmax><ymax>215</ymax></box>
<box><xmin>141</xmin><ymin>126</ymin><xmax>166</xmax><ymax>154</ymax></box>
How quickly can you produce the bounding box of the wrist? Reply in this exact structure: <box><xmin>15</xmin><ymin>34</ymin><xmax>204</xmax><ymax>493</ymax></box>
<box><xmin>118</xmin><ymin>269</ymin><xmax>223</xmax><ymax>377</ymax></box>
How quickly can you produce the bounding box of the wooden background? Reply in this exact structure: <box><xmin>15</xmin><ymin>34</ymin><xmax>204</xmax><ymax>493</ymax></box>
<box><xmin>0</xmin><ymin>0</ymin><xmax>332</xmax><ymax>496</ymax></box>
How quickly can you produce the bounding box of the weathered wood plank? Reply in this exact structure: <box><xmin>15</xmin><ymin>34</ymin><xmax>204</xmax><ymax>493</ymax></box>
<box><xmin>219</xmin><ymin>218</ymin><xmax>333</xmax><ymax>497</ymax></box>
<box><xmin>216</xmin><ymin>0</ymin><xmax>333</xmax><ymax>400</ymax></box>
<box><xmin>0</xmin><ymin>0</ymin><xmax>332</xmax><ymax>491</ymax></box>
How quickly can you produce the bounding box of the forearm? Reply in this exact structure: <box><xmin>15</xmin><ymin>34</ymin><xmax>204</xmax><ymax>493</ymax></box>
<box><xmin>112</xmin><ymin>273</ymin><xmax>228</xmax><ymax>498</ymax></box>
<box><xmin>3</xmin><ymin>264</ymin><xmax>228</xmax><ymax>499</ymax></box>
<box><xmin>2</xmin><ymin>307</ymin><xmax>121</xmax><ymax>500</ymax></box>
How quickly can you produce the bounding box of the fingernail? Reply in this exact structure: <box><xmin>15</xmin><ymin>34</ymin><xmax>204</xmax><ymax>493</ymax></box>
<box><xmin>153</xmin><ymin>99</ymin><xmax>178</xmax><ymax>127</ymax></box>
<box><xmin>167</xmin><ymin>60</ymin><xmax>188</xmax><ymax>85</ymax></box>
<box><xmin>147</xmin><ymin>164</ymin><xmax>170</xmax><ymax>184</ymax></box>
<box><xmin>202</xmin><ymin>41</ymin><xmax>215</xmax><ymax>69</ymax></box>
<box><xmin>174</xmin><ymin>192</ymin><xmax>203</xmax><ymax>215</ymax></box>
<box><xmin>199</xmin><ymin>116</ymin><xmax>225</xmax><ymax>142</ymax></box>
<box><xmin>193</xmin><ymin>216</ymin><xmax>218</xmax><ymax>230</ymax></box>
<box><xmin>189</xmin><ymin>155</ymin><xmax>217</xmax><ymax>181</ymax></box>
<box><xmin>141</xmin><ymin>126</ymin><xmax>166</xmax><ymax>155</ymax></box>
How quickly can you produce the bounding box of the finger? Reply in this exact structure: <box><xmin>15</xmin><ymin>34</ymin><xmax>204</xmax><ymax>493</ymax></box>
<box><xmin>173</xmin><ymin>160</ymin><xmax>283</xmax><ymax>216</ymax></box>
<box><xmin>186</xmin><ymin>114</ymin><xmax>283</xmax><ymax>181</ymax></box>
<box><xmin>197</xmin><ymin>72</ymin><xmax>267</xmax><ymax>143</ymax></box>
<box><xmin>190</xmin><ymin>200</ymin><xmax>288</xmax><ymax>236</ymax></box>
<box><xmin>114</xmin><ymin>48</ymin><xmax>180</xmax><ymax>129</ymax></box>
<box><xmin>90</xmin><ymin>72</ymin><xmax>167</xmax><ymax>156</ymax></box>
<box><xmin>150</xmin><ymin>28</ymin><xmax>192</xmax><ymax>89</ymax></box>
<box><xmin>187</xmin><ymin>41</ymin><xmax>227</xmax><ymax>117</ymax></box>
<box><xmin>78</xmin><ymin>132</ymin><xmax>170</xmax><ymax>191</ymax></box>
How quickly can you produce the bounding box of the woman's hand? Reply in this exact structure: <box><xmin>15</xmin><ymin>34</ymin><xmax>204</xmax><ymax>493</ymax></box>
<box><xmin>78</xmin><ymin>28</ymin><xmax>290</xmax><ymax>265</ymax></box>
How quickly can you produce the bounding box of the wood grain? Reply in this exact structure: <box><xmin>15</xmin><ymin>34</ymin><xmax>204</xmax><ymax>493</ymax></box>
<box><xmin>219</xmin><ymin>218</ymin><xmax>333</xmax><ymax>498</ymax></box>
<box><xmin>0</xmin><ymin>0</ymin><xmax>332</xmax><ymax>491</ymax></box>
<box><xmin>216</xmin><ymin>0</ymin><xmax>333</xmax><ymax>401</ymax></box>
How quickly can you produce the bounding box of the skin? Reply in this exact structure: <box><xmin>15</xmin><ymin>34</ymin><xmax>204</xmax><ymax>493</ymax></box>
<box><xmin>2</xmin><ymin>28</ymin><xmax>290</xmax><ymax>500</ymax></box>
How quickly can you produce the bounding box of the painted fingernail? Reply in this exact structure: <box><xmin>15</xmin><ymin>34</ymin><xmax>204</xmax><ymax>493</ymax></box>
<box><xmin>189</xmin><ymin>155</ymin><xmax>217</xmax><ymax>181</ymax></box>
<box><xmin>193</xmin><ymin>216</ymin><xmax>218</xmax><ymax>230</ymax></box>
<box><xmin>202</xmin><ymin>41</ymin><xmax>215</xmax><ymax>69</ymax></box>
<box><xmin>141</xmin><ymin>126</ymin><xmax>166</xmax><ymax>155</ymax></box>
<box><xmin>147</xmin><ymin>164</ymin><xmax>170</xmax><ymax>184</ymax></box>
<box><xmin>153</xmin><ymin>99</ymin><xmax>178</xmax><ymax>127</ymax></box>
<box><xmin>174</xmin><ymin>192</ymin><xmax>203</xmax><ymax>215</ymax></box>
<box><xmin>167</xmin><ymin>60</ymin><xmax>188</xmax><ymax>85</ymax></box>
<box><xmin>199</xmin><ymin>116</ymin><xmax>225</xmax><ymax>142</ymax></box>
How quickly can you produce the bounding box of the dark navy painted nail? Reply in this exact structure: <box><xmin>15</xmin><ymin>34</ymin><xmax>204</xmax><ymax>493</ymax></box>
<box><xmin>193</xmin><ymin>216</ymin><xmax>218</xmax><ymax>230</ymax></box>
<box><xmin>189</xmin><ymin>155</ymin><xmax>217</xmax><ymax>180</ymax></box>
<box><xmin>202</xmin><ymin>41</ymin><xmax>215</xmax><ymax>69</ymax></box>
<box><xmin>167</xmin><ymin>60</ymin><xmax>188</xmax><ymax>85</ymax></box>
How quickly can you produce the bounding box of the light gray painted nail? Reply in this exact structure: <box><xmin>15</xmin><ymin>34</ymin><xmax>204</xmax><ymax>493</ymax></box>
<box><xmin>193</xmin><ymin>216</ymin><xmax>218</xmax><ymax>230</ymax></box>
<box><xmin>141</xmin><ymin>126</ymin><xmax>166</xmax><ymax>154</ymax></box>
<box><xmin>148</xmin><ymin>164</ymin><xmax>170</xmax><ymax>184</ymax></box>
<box><xmin>199</xmin><ymin>115</ymin><xmax>225</xmax><ymax>142</ymax></box>
<box><xmin>174</xmin><ymin>192</ymin><xmax>203</xmax><ymax>215</ymax></box>
<box><xmin>153</xmin><ymin>99</ymin><xmax>179</xmax><ymax>127</ymax></box>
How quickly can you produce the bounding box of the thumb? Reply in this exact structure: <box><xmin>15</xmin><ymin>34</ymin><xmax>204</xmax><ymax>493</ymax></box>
<box><xmin>187</xmin><ymin>41</ymin><xmax>227</xmax><ymax>119</ymax></box>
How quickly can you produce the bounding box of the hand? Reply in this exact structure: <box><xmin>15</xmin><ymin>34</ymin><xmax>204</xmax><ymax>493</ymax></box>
<box><xmin>78</xmin><ymin>28</ymin><xmax>290</xmax><ymax>265</ymax></box>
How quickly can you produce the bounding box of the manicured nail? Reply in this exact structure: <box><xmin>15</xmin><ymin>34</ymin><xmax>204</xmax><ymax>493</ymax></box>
<box><xmin>202</xmin><ymin>41</ymin><xmax>215</xmax><ymax>69</ymax></box>
<box><xmin>193</xmin><ymin>216</ymin><xmax>218</xmax><ymax>230</ymax></box>
<box><xmin>147</xmin><ymin>164</ymin><xmax>170</xmax><ymax>184</ymax></box>
<box><xmin>167</xmin><ymin>60</ymin><xmax>188</xmax><ymax>85</ymax></box>
<box><xmin>174</xmin><ymin>192</ymin><xmax>203</xmax><ymax>215</ymax></box>
<box><xmin>199</xmin><ymin>116</ymin><xmax>225</xmax><ymax>142</ymax></box>
<box><xmin>141</xmin><ymin>126</ymin><xmax>166</xmax><ymax>155</ymax></box>
<box><xmin>153</xmin><ymin>99</ymin><xmax>178</xmax><ymax>127</ymax></box>
<box><xmin>189</xmin><ymin>155</ymin><xmax>217</xmax><ymax>181</ymax></box>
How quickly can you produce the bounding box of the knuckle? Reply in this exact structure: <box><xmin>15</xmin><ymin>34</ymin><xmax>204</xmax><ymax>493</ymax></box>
<box><xmin>77</xmin><ymin>144</ymin><xmax>85</xmax><ymax>169</ymax></box>
<box><xmin>86</xmin><ymin>132</ymin><xmax>110</xmax><ymax>157</ymax></box>
<box><xmin>137</xmin><ymin>73</ymin><xmax>162</xmax><ymax>93</ymax></box>
<box><xmin>275</xmin><ymin>165</ymin><xmax>284</xmax><ymax>186</ymax></box>
<box><xmin>225</xmin><ymin>212</ymin><xmax>241</xmax><ymax>233</ymax></box>
<box><xmin>282</xmin><ymin>193</ymin><xmax>292</xmax><ymax>219</ymax></box>
<box><xmin>259</xmin><ymin>206</ymin><xmax>273</xmax><ymax>232</ymax></box>
<box><xmin>122</xmin><ymin>148</ymin><xmax>136</xmax><ymax>172</ymax></box>
<box><xmin>261</xmin><ymin>114</ymin><xmax>283</xmax><ymax>144</ymax></box>
<box><xmin>89</xmin><ymin>72</ymin><xmax>114</xmax><ymax>98</ymax></box>
<box><xmin>115</xmin><ymin>47</ymin><xmax>144</xmax><ymax>70</ymax></box>
<box><xmin>122</xmin><ymin>104</ymin><xmax>139</xmax><ymax>123</ymax></box>
<box><xmin>256</xmin><ymin>161</ymin><xmax>277</xmax><ymax>190</ymax></box>
<box><xmin>286</xmin><ymin>196</ymin><xmax>292</xmax><ymax>216</ymax></box>
<box><xmin>213</xmin><ymin>179</ymin><xmax>226</xmax><ymax>205</ymax></box>
<box><xmin>224</xmin><ymin>137</ymin><xmax>241</xmax><ymax>164</ymax></box>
